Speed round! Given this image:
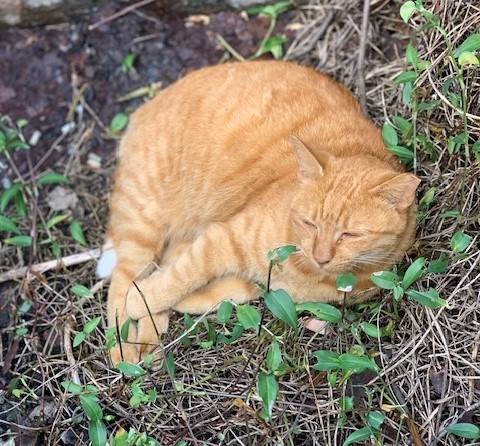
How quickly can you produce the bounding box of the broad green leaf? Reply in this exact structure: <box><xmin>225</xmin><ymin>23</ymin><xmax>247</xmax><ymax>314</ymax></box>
<box><xmin>382</xmin><ymin>123</ymin><xmax>398</xmax><ymax>147</ymax></box>
<box><xmin>312</xmin><ymin>350</ymin><xmax>340</xmax><ymax>371</ymax></box>
<box><xmin>338</xmin><ymin>353</ymin><xmax>378</xmax><ymax>373</ymax></box>
<box><xmin>110</xmin><ymin>112</ymin><xmax>129</xmax><ymax>133</ymax></box>
<box><xmin>266</xmin><ymin>340</ymin><xmax>282</xmax><ymax>372</ymax></box>
<box><xmin>427</xmin><ymin>253</ymin><xmax>448</xmax><ymax>274</ymax></box>
<box><xmin>71</xmin><ymin>284</ymin><xmax>93</xmax><ymax>298</ymax></box>
<box><xmin>116</xmin><ymin>362</ymin><xmax>146</xmax><ymax>377</ymax></box>
<box><xmin>402</xmin><ymin>81</ymin><xmax>414</xmax><ymax>107</ymax></box>
<box><xmin>267</xmin><ymin>244</ymin><xmax>298</xmax><ymax>264</ymax></box>
<box><xmin>0</xmin><ymin>215</ymin><xmax>20</xmax><ymax>234</ymax></box>
<box><xmin>37</xmin><ymin>172</ymin><xmax>69</xmax><ymax>186</ymax></box>
<box><xmin>399</xmin><ymin>1</ymin><xmax>416</xmax><ymax>23</ymax></box>
<box><xmin>386</xmin><ymin>145</ymin><xmax>414</xmax><ymax>163</ymax></box>
<box><xmin>0</xmin><ymin>183</ymin><xmax>21</xmax><ymax>212</ymax></box>
<box><xmin>84</xmin><ymin>316</ymin><xmax>102</xmax><ymax>335</ymax></box>
<box><xmin>143</xmin><ymin>353</ymin><xmax>154</xmax><ymax>369</ymax></box>
<box><xmin>336</xmin><ymin>273</ymin><xmax>357</xmax><ymax>293</ymax></box>
<box><xmin>402</xmin><ymin>257</ymin><xmax>425</xmax><ymax>289</ymax></box>
<box><xmin>394</xmin><ymin>70</ymin><xmax>417</xmax><ymax>84</ymax></box>
<box><xmin>370</xmin><ymin>271</ymin><xmax>398</xmax><ymax>290</ymax></box>
<box><xmin>450</xmin><ymin>231</ymin><xmax>471</xmax><ymax>253</ymax></box>
<box><xmin>264</xmin><ymin>289</ymin><xmax>298</xmax><ymax>333</ymax></box>
<box><xmin>5</xmin><ymin>235</ymin><xmax>32</xmax><ymax>247</ymax></box>
<box><xmin>406</xmin><ymin>288</ymin><xmax>447</xmax><ymax>308</ymax></box>
<box><xmin>217</xmin><ymin>323</ymin><xmax>244</xmax><ymax>344</ymax></box>
<box><xmin>73</xmin><ymin>331</ymin><xmax>86</xmax><ymax>347</ymax></box>
<box><xmin>80</xmin><ymin>393</ymin><xmax>103</xmax><ymax>421</ymax></box>
<box><xmin>105</xmin><ymin>327</ymin><xmax>117</xmax><ymax>350</ymax></box>
<box><xmin>340</xmin><ymin>396</ymin><xmax>353</xmax><ymax>411</ymax></box>
<box><xmin>367</xmin><ymin>411</ymin><xmax>386</xmax><ymax>430</ymax></box>
<box><xmin>14</xmin><ymin>192</ymin><xmax>26</xmax><ymax>218</ymax></box>
<box><xmin>343</xmin><ymin>426</ymin><xmax>373</xmax><ymax>446</ymax></box>
<box><xmin>61</xmin><ymin>380</ymin><xmax>83</xmax><ymax>394</ymax></box>
<box><xmin>217</xmin><ymin>300</ymin><xmax>233</xmax><ymax>323</ymax></box>
<box><xmin>236</xmin><ymin>305</ymin><xmax>261</xmax><ymax>331</ymax></box>
<box><xmin>257</xmin><ymin>372</ymin><xmax>278</xmax><ymax>420</ymax></box>
<box><xmin>69</xmin><ymin>220</ymin><xmax>86</xmax><ymax>245</ymax></box>
<box><xmin>46</xmin><ymin>214</ymin><xmax>69</xmax><ymax>228</ymax></box>
<box><xmin>446</xmin><ymin>423</ymin><xmax>480</xmax><ymax>439</ymax></box>
<box><xmin>88</xmin><ymin>420</ymin><xmax>107</xmax><ymax>446</ymax></box>
<box><xmin>296</xmin><ymin>302</ymin><xmax>341</xmax><ymax>322</ymax></box>
<box><xmin>454</xmin><ymin>33</ymin><xmax>480</xmax><ymax>57</ymax></box>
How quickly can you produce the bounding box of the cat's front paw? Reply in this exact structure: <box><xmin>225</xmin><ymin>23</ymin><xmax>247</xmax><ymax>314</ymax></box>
<box><xmin>125</xmin><ymin>280</ymin><xmax>151</xmax><ymax>320</ymax></box>
<box><xmin>135</xmin><ymin>312</ymin><xmax>170</xmax><ymax>365</ymax></box>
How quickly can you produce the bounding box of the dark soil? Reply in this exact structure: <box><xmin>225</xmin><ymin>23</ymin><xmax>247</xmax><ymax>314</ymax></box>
<box><xmin>0</xmin><ymin>1</ymin><xmax>294</xmax><ymax>178</ymax></box>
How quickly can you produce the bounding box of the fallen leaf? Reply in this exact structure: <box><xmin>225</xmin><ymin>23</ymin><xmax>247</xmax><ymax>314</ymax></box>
<box><xmin>47</xmin><ymin>186</ymin><xmax>79</xmax><ymax>211</ymax></box>
<box><xmin>301</xmin><ymin>317</ymin><xmax>328</xmax><ymax>334</ymax></box>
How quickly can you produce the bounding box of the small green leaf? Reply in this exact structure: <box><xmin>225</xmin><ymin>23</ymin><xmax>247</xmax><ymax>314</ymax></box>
<box><xmin>392</xmin><ymin>115</ymin><xmax>412</xmax><ymax>137</ymax></box>
<box><xmin>454</xmin><ymin>33</ymin><xmax>480</xmax><ymax>57</ymax></box>
<box><xmin>143</xmin><ymin>353</ymin><xmax>154</xmax><ymax>369</ymax></box>
<box><xmin>15</xmin><ymin>327</ymin><xmax>28</xmax><ymax>336</ymax></box>
<box><xmin>382</xmin><ymin>123</ymin><xmax>398</xmax><ymax>147</ymax></box>
<box><xmin>110</xmin><ymin>112</ymin><xmax>129</xmax><ymax>133</ymax></box>
<box><xmin>367</xmin><ymin>411</ymin><xmax>386</xmax><ymax>430</ymax></box>
<box><xmin>217</xmin><ymin>300</ymin><xmax>233</xmax><ymax>323</ymax></box>
<box><xmin>14</xmin><ymin>191</ymin><xmax>26</xmax><ymax>218</ymax></box>
<box><xmin>0</xmin><ymin>131</ymin><xmax>5</xmax><ymax>152</ymax></box>
<box><xmin>338</xmin><ymin>353</ymin><xmax>378</xmax><ymax>373</ymax></box>
<box><xmin>370</xmin><ymin>271</ymin><xmax>398</xmax><ymax>290</ymax></box>
<box><xmin>0</xmin><ymin>183</ymin><xmax>21</xmax><ymax>212</ymax></box>
<box><xmin>164</xmin><ymin>352</ymin><xmax>176</xmax><ymax>377</ymax></box>
<box><xmin>121</xmin><ymin>53</ymin><xmax>136</xmax><ymax>73</ymax></box>
<box><xmin>405</xmin><ymin>42</ymin><xmax>418</xmax><ymax>67</ymax></box>
<box><xmin>264</xmin><ymin>289</ymin><xmax>298</xmax><ymax>333</ymax></box>
<box><xmin>418</xmin><ymin>188</ymin><xmax>435</xmax><ymax>211</ymax></box>
<box><xmin>71</xmin><ymin>284</ymin><xmax>93</xmax><ymax>298</ymax></box>
<box><xmin>360</xmin><ymin>322</ymin><xmax>390</xmax><ymax>339</ymax></box>
<box><xmin>393</xmin><ymin>285</ymin><xmax>404</xmax><ymax>301</ymax></box>
<box><xmin>427</xmin><ymin>253</ymin><xmax>448</xmax><ymax>274</ymax></box>
<box><xmin>386</xmin><ymin>145</ymin><xmax>414</xmax><ymax>163</ymax></box>
<box><xmin>451</xmin><ymin>231</ymin><xmax>472</xmax><ymax>253</ymax></box>
<box><xmin>394</xmin><ymin>70</ymin><xmax>417</xmax><ymax>84</ymax></box>
<box><xmin>399</xmin><ymin>1</ymin><xmax>417</xmax><ymax>23</ymax></box>
<box><xmin>402</xmin><ymin>257</ymin><xmax>425</xmax><ymax>289</ymax></box>
<box><xmin>236</xmin><ymin>304</ymin><xmax>261</xmax><ymax>331</ymax></box>
<box><xmin>267</xmin><ymin>244</ymin><xmax>298</xmax><ymax>264</ymax></box>
<box><xmin>312</xmin><ymin>350</ymin><xmax>340</xmax><ymax>371</ymax></box>
<box><xmin>88</xmin><ymin>420</ymin><xmax>107</xmax><ymax>446</ymax></box>
<box><xmin>343</xmin><ymin>426</ymin><xmax>373</xmax><ymax>446</ymax></box>
<box><xmin>69</xmin><ymin>220</ymin><xmax>86</xmax><ymax>245</ymax></box>
<box><xmin>116</xmin><ymin>362</ymin><xmax>146</xmax><ymax>377</ymax></box>
<box><xmin>296</xmin><ymin>302</ymin><xmax>341</xmax><ymax>322</ymax></box>
<box><xmin>266</xmin><ymin>340</ymin><xmax>282</xmax><ymax>372</ymax></box>
<box><xmin>120</xmin><ymin>318</ymin><xmax>131</xmax><ymax>342</ymax></box>
<box><xmin>0</xmin><ymin>215</ymin><xmax>20</xmax><ymax>234</ymax></box>
<box><xmin>61</xmin><ymin>380</ymin><xmax>83</xmax><ymax>394</ymax></box>
<box><xmin>257</xmin><ymin>372</ymin><xmax>278</xmax><ymax>421</ymax></box>
<box><xmin>336</xmin><ymin>273</ymin><xmax>357</xmax><ymax>293</ymax></box>
<box><xmin>80</xmin><ymin>393</ymin><xmax>103</xmax><ymax>421</ymax></box>
<box><xmin>37</xmin><ymin>172</ymin><xmax>69</xmax><ymax>186</ymax></box>
<box><xmin>84</xmin><ymin>316</ymin><xmax>102</xmax><ymax>335</ymax></box>
<box><xmin>446</xmin><ymin>422</ymin><xmax>480</xmax><ymax>439</ymax></box>
<box><xmin>46</xmin><ymin>214</ymin><xmax>69</xmax><ymax>229</ymax></box>
<box><xmin>340</xmin><ymin>396</ymin><xmax>354</xmax><ymax>411</ymax></box>
<box><xmin>105</xmin><ymin>327</ymin><xmax>117</xmax><ymax>350</ymax></box>
<box><xmin>73</xmin><ymin>331</ymin><xmax>86</xmax><ymax>347</ymax></box>
<box><xmin>256</xmin><ymin>35</ymin><xmax>288</xmax><ymax>59</ymax></box>
<box><xmin>441</xmin><ymin>210</ymin><xmax>460</xmax><ymax>219</ymax></box>
<box><xmin>4</xmin><ymin>235</ymin><xmax>32</xmax><ymax>247</ymax></box>
<box><xmin>406</xmin><ymin>288</ymin><xmax>447</xmax><ymax>309</ymax></box>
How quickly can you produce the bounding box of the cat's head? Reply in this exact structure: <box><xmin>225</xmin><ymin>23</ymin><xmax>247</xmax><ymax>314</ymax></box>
<box><xmin>289</xmin><ymin>136</ymin><xmax>420</xmax><ymax>276</ymax></box>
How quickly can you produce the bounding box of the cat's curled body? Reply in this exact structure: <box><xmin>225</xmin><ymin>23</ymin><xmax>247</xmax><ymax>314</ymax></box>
<box><xmin>103</xmin><ymin>61</ymin><xmax>419</xmax><ymax>363</ymax></box>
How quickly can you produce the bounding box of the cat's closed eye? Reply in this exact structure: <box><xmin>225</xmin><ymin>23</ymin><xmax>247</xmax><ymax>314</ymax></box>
<box><xmin>338</xmin><ymin>232</ymin><xmax>361</xmax><ymax>242</ymax></box>
<box><xmin>303</xmin><ymin>219</ymin><xmax>317</xmax><ymax>229</ymax></box>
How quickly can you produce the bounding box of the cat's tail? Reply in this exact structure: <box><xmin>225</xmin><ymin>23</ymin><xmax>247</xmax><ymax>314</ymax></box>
<box><xmin>96</xmin><ymin>238</ymin><xmax>116</xmax><ymax>279</ymax></box>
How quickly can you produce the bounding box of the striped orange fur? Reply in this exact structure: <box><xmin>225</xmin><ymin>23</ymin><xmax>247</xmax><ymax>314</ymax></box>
<box><xmin>104</xmin><ymin>61</ymin><xmax>419</xmax><ymax>364</ymax></box>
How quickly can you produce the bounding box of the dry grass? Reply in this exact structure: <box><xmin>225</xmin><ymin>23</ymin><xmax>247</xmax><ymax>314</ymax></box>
<box><xmin>1</xmin><ymin>1</ymin><xmax>479</xmax><ymax>445</ymax></box>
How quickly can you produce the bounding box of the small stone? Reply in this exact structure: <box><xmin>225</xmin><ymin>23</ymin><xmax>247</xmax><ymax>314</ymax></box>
<box><xmin>61</xmin><ymin>122</ymin><xmax>75</xmax><ymax>135</ymax></box>
<box><xmin>29</xmin><ymin>130</ymin><xmax>42</xmax><ymax>146</ymax></box>
<box><xmin>87</xmin><ymin>152</ymin><xmax>102</xmax><ymax>169</ymax></box>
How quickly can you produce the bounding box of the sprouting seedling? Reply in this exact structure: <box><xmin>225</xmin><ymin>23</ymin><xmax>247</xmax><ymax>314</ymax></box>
<box><xmin>73</xmin><ymin>317</ymin><xmax>102</xmax><ymax>348</ymax></box>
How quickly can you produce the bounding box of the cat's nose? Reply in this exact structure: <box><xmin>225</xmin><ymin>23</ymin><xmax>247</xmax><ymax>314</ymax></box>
<box><xmin>313</xmin><ymin>248</ymin><xmax>333</xmax><ymax>265</ymax></box>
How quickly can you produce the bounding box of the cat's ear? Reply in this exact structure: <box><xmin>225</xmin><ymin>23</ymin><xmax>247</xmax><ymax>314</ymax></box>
<box><xmin>289</xmin><ymin>136</ymin><xmax>330</xmax><ymax>180</ymax></box>
<box><xmin>371</xmin><ymin>173</ymin><xmax>421</xmax><ymax>210</ymax></box>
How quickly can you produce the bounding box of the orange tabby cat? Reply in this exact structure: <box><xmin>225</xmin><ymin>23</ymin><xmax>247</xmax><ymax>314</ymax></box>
<box><xmin>99</xmin><ymin>61</ymin><xmax>419</xmax><ymax>364</ymax></box>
